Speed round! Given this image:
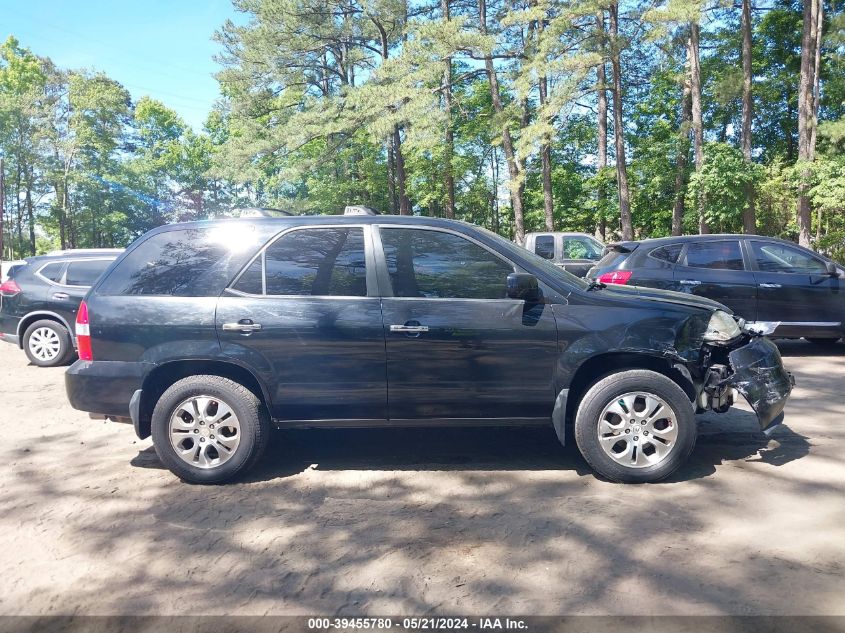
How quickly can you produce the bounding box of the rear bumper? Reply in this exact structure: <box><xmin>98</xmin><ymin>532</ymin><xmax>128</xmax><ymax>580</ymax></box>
<box><xmin>0</xmin><ymin>332</ymin><xmax>20</xmax><ymax>346</ymax></box>
<box><xmin>725</xmin><ymin>337</ymin><xmax>794</xmax><ymax>432</ymax></box>
<box><xmin>65</xmin><ymin>359</ymin><xmax>153</xmax><ymax>419</ymax></box>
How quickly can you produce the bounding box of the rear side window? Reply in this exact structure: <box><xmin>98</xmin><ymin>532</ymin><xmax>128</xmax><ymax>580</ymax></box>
<box><xmin>38</xmin><ymin>262</ymin><xmax>65</xmax><ymax>283</ymax></box>
<box><xmin>649</xmin><ymin>244</ymin><xmax>683</xmax><ymax>263</ymax></box>
<box><xmin>534</xmin><ymin>236</ymin><xmax>555</xmax><ymax>260</ymax></box>
<box><xmin>97</xmin><ymin>224</ymin><xmax>277</xmax><ymax>296</ymax></box>
<box><xmin>381</xmin><ymin>228</ymin><xmax>514</xmax><ymax>299</ymax></box>
<box><xmin>563</xmin><ymin>236</ymin><xmax>604</xmax><ymax>260</ymax></box>
<box><xmin>684</xmin><ymin>241</ymin><xmax>744</xmax><ymax>271</ymax></box>
<box><xmin>66</xmin><ymin>259</ymin><xmax>112</xmax><ymax>286</ymax></box>
<box><xmin>233</xmin><ymin>228</ymin><xmax>367</xmax><ymax>297</ymax></box>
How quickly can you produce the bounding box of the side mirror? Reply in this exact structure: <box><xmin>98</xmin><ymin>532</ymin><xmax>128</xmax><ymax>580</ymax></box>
<box><xmin>826</xmin><ymin>261</ymin><xmax>840</xmax><ymax>277</ymax></box>
<box><xmin>507</xmin><ymin>272</ymin><xmax>540</xmax><ymax>303</ymax></box>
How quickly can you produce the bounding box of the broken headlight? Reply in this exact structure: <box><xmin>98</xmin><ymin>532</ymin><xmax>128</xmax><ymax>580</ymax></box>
<box><xmin>703</xmin><ymin>310</ymin><xmax>741</xmax><ymax>343</ymax></box>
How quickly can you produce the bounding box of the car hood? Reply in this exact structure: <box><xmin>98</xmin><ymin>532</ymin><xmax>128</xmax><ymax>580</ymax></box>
<box><xmin>599</xmin><ymin>283</ymin><xmax>729</xmax><ymax>313</ymax></box>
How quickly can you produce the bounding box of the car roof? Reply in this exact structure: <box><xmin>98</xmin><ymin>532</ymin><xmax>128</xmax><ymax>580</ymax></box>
<box><xmin>616</xmin><ymin>234</ymin><xmax>804</xmax><ymax>248</ymax></box>
<box><xmin>525</xmin><ymin>231</ymin><xmax>601</xmax><ymax>238</ymax></box>
<box><xmin>24</xmin><ymin>250</ymin><xmax>123</xmax><ymax>265</ymax></box>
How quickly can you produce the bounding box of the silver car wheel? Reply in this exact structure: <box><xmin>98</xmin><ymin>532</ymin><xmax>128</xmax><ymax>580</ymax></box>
<box><xmin>169</xmin><ymin>395</ymin><xmax>242</xmax><ymax>469</ymax></box>
<box><xmin>28</xmin><ymin>327</ymin><xmax>61</xmax><ymax>361</ymax></box>
<box><xmin>596</xmin><ymin>391</ymin><xmax>679</xmax><ymax>469</ymax></box>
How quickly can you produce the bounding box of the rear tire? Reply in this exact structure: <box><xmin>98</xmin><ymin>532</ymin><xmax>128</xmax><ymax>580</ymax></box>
<box><xmin>805</xmin><ymin>337</ymin><xmax>841</xmax><ymax>346</ymax></box>
<box><xmin>151</xmin><ymin>375</ymin><xmax>270</xmax><ymax>484</ymax></box>
<box><xmin>22</xmin><ymin>320</ymin><xmax>74</xmax><ymax>367</ymax></box>
<box><xmin>574</xmin><ymin>369</ymin><xmax>697</xmax><ymax>483</ymax></box>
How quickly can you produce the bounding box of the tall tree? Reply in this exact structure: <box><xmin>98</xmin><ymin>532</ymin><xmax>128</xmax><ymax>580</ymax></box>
<box><xmin>741</xmin><ymin>0</ymin><xmax>756</xmax><ymax>234</ymax></box>
<box><xmin>609</xmin><ymin>1</ymin><xmax>633</xmax><ymax>240</ymax></box>
<box><xmin>797</xmin><ymin>0</ymin><xmax>821</xmax><ymax>247</ymax></box>
<box><xmin>688</xmin><ymin>21</ymin><xmax>707</xmax><ymax>234</ymax></box>
<box><xmin>596</xmin><ymin>12</ymin><xmax>609</xmax><ymax>240</ymax></box>
<box><xmin>442</xmin><ymin>0</ymin><xmax>456</xmax><ymax>219</ymax></box>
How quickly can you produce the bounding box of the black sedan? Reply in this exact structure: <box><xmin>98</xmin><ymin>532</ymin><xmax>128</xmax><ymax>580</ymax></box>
<box><xmin>587</xmin><ymin>234</ymin><xmax>845</xmax><ymax>344</ymax></box>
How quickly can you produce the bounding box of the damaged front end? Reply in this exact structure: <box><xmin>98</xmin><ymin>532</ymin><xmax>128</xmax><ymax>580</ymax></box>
<box><xmin>697</xmin><ymin>321</ymin><xmax>794</xmax><ymax>434</ymax></box>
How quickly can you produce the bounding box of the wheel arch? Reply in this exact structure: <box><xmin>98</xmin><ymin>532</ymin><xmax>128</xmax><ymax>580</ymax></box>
<box><xmin>135</xmin><ymin>359</ymin><xmax>272</xmax><ymax>440</ymax></box>
<box><xmin>17</xmin><ymin>311</ymin><xmax>74</xmax><ymax>349</ymax></box>
<box><xmin>554</xmin><ymin>351</ymin><xmax>696</xmax><ymax>444</ymax></box>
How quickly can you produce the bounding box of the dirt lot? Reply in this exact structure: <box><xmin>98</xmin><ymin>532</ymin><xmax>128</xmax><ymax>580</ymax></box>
<box><xmin>0</xmin><ymin>341</ymin><xmax>843</xmax><ymax>616</ymax></box>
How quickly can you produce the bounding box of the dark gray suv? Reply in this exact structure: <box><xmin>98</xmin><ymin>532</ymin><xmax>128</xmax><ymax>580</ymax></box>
<box><xmin>64</xmin><ymin>216</ymin><xmax>793</xmax><ymax>484</ymax></box>
<box><xmin>0</xmin><ymin>249</ymin><xmax>122</xmax><ymax>366</ymax></box>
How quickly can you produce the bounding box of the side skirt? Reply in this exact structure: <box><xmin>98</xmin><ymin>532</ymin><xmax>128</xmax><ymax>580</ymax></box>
<box><xmin>273</xmin><ymin>417</ymin><xmax>552</xmax><ymax>429</ymax></box>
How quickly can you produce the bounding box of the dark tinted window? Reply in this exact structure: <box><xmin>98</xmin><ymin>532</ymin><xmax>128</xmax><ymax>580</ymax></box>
<box><xmin>650</xmin><ymin>244</ymin><xmax>683</xmax><ymax>263</ymax></box>
<box><xmin>534</xmin><ymin>235</ymin><xmax>555</xmax><ymax>259</ymax></box>
<box><xmin>66</xmin><ymin>259</ymin><xmax>112</xmax><ymax>286</ymax></box>
<box><xmin>98</xmin><ymin>224</ymin><xmax>277</xmax><ymax>296</ymax></box>
<box><xmin>593</xmin><ymin>248</ymin><xmax>631</xmax><ymax>272</ymax></box>
<box><xmin>381</xmin><ymin>228</ymin><xmax>514</xmax><ymax>299</ymax></box>
<box><xmin>233</xmin><ymin>257</ymin><xmax>264</xmax><ymax>294</ymax></box>
<box><xmin>263</xmin><ymin>228</ymin><xmax>367</xmax><ymax>296</ymax></box>
<box><xmin>751</xmin><ymin>241</ymin><xmax>827</xmax><ymax>274</ymax></box>
<box><xmin>38</xmin><ymin>262</ymin><xmax>65</xmax><ymax>283</ymax></box>
<box><xmin>685</xmin><ymin>241</ymin><xmax>744</xmax><ymax>271</ymax></box>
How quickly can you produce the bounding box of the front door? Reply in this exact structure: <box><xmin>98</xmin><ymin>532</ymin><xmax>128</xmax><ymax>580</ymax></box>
<box><xmin>217</xmin><ymin>225</ymin><xmax>387</xmax><ymax>421</ymax></box>
<box><xmin>748</xmin><ymin>239</ymin><xmax>843</xmax><ymax>338</ymax></box>
<box><xmin>671</xmin><ymin>239</ymin><xmax>758</xmax><ymax>322</ymax></box>
<box><xmin>376</xmin><ymin>226</ymin><xmax>559</xmax><ymax>421</ymax></box>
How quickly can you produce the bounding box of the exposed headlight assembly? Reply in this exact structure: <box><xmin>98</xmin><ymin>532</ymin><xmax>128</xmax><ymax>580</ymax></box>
<box><xmin>704</xmin><ymin>310</ymin><xmax>742</xmax><ymax>343</ymax></box>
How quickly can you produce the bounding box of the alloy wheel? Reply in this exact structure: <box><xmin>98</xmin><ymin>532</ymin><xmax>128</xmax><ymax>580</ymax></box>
<box><xmin>169</xmin><ymin>395</ymin><xmax>242</xmax><ymax>469</ymax></box>
<box><xmin>596</xmin><ymin>391</ymin><xmax>679</xmax><ymax>469</ymax></box>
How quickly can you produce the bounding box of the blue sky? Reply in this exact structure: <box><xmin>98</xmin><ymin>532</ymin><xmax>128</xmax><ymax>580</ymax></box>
<box><xmin>1</xmin><ymin>0</ymin><xmax>242</xmax><ymax>130</ymax></box>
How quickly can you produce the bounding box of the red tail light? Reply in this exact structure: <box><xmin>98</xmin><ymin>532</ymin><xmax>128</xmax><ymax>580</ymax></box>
<box><xmin>598</xmin><ymin>270</ymin><xmax>633</xmax><ymax>285</ymax></box>
<box><xmin>76</xmin><ymin>300</ymin><xmax>93</xmax><ymax>361</ymax></box>
<box><xmin>0</xmin><ymin>279</ymin><xmax>21</xmax><ymax>296</ymax></box>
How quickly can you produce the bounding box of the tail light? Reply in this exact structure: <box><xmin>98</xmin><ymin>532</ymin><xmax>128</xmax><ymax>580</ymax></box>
<box><xmin>0</xmin><ymin>279</ymin><xmax>21</xmax><ymax>296</ymax></box>
<box><xmin>598</xmin><ymin>270</ymin><xmax>633</xmax><ymax>285</ymax></box>
<box><xmin>76</xmin><ymin>300</ymin><xmax>93</xmax><ymax>361</ymax></box>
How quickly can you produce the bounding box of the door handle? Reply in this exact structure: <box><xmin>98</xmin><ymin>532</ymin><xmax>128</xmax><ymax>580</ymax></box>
<box><xmin>222</xmin><ymin>321</ymin><xmax>263</xmax><ymax>333</ymax></box>
<box><xmin>759</xmin><ymin>283</ymin><xmax>782</xmax><ymax>289</ymax></box>
<box><xmin>52</xmin><ymin>292</ymin><xmax>69</xmax><ymax>300</ymax></box>
<box><xmin>390</xmin><ymin>324</ymin><xmax>430</xmax><ymax>333</ymax></box>
<box><xmin>679</xmin><ymin>280</ymin><xmax>701</xmax><ymax>286</ymax></box>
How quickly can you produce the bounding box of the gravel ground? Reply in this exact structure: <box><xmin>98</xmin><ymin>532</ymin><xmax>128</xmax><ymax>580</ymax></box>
<box><xmin>0</xmin><ymin>340</ymin><xmax>842</xmax><ymax>616</ymax></box>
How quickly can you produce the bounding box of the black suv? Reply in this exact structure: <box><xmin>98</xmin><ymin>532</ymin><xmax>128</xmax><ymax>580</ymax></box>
<box><xmin>588</xmin><ymin>235</ymin><xmax>845</xmax><ymax>344</ymax></box>
<box><xmin>64</xmin><ymin>217</ymin><xmax>793</xmax><ymax>484</ymax></box>
<box><xmin>0</xmin><ymin>250</ymin><xmax>122</xmax><ymax>366</ymax></box>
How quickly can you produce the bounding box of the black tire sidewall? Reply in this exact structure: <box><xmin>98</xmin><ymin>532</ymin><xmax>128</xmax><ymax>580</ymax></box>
<box><xmin>151</xmin><ymin>376</ymin><xmax>268</xmax><ymax>484</ymax></box>
<box><xmin>574</xmin><ymin>370</ymin><xmax>697</xmax><ymax>483</ymax></box>
<box><xmin>23</xmin><ymin>320</ymin><xmax>73</xmax><ymax>367</ymax></box>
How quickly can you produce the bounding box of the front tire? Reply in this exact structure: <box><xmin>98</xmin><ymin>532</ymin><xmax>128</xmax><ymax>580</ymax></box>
<box><xmin>23</xmin><ymin>320</ymin><xmax>74</xmax><ymax>367</ymax></box>
<box><xmin>151</xmin><ymin>375</ymin><xmax>270</xmax><ymax>484</ymax></box>
<box><xmin>574</xmin><ymin>370</ymin><xmax>697</xmax><ymax>483</ymax></box>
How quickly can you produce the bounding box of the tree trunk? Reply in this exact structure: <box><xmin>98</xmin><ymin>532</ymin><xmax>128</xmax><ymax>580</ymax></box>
<box><xmin>672</xmin><ymin>76</ymin><xmax>692</xmax><ymax>236</ymax></box>
<box><xmin>393</xmin><ymin>126</ymin><xmax>411</xmax><ymax>216</ymax></box>
<box><xmin>741</xmin><ymin>0</ymin><xmax>756</xmax><ymax>234</ymax></box>
<box><xmin>479</xmin><ymin>0</ymin><xmax>525</xmax><ymax>244</ymax></box>
<box><xmin>25</xmin><ymin>168</ymin><xmax>35</xmax><ymax>256</ymax></box>
<box><xmin>539</xmin><ymin>74</ymin><xmax>554</xmax><ymax>231</ymax></box>
<box><xmin>442</xmin><ymin>0</ymin><xmax>456</xmax><ymax>219</ymax></box>
<box><xmin>596</xmin><ymin>13</ymin><xmax>608</xmax><ymax>240</ymax></box>
<box><xmin>609</xmin><ymin>2</ymin><xmax>633</xmax><ymax>241</ymax></box>
<box><xmin>0</xmin><ymin>158</ymin><xmax>4</xmax><ymax>261</ymax></box>
<box><xmin>797</xmin><ymin>0</ymin><xmax>820</xmax><ymax>247</ymax></box>
<box><xmin>689</xmin><ymin>22</ymin><xmax>708</xmax><ymax>234</ymax></box>
<box><xmin>387</xmin><ymin>140</ymin><xmax>397</xmax><ymax>214</ymax></box>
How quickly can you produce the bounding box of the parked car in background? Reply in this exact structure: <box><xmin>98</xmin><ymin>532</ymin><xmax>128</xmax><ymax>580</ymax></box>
<box><xmin>64</xmin><ymin>215</ymin><xmax>792</xmax><ymax>485</ymax></box>
<box><xmin>0</xmin><ymin>249</ymin><xmax>122</xmax><ymax>366</ymax></box>
<box><xmin>524</xmin><ymin>232</ymin><xmax>605</xmax><ymax>277</ymax></box>
<box><xmin>1</xmin><ymin>260</ymin><xmax>26</xmax><ymax>283</ymax></box>
<box><xmin>587</xmin><ymin>234</ymin><xmax>845</xmax><ymax>344</ymax></box>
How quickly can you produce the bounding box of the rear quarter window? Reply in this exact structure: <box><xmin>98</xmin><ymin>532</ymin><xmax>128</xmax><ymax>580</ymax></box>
<box><xmin>96</xmin><ymin>224</ymin><xmax>278</xmax><ymax>297</ymax></box>
<box><xmin>649</xmin><ymin>244</ymin><xmax>683</xmax><ymax>263</ymax></box>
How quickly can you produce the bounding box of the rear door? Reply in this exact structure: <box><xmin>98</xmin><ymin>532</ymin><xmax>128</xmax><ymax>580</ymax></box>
<box><xmin>748</xmin><ymin>239</ymin><xmax>842</xmax><ymax>337</ymax></box>
<box><xmin>376</xmin><ymin>225</ymin><xmax>559</xmax><ymax>421</ymax></box>
<box><xmin>671</xmin><ymin>239</ymin><xmax>758</xmax><ymax>321</ymax></box>
<box><xmin>55</xmin><ymin>259</ymin><xmax>115</xmax><ymax>331</ymax></box>
<box><xmin>217</xmin><ymin>225</ymin><xmax>387</xmax><ymax>422</ymax></box>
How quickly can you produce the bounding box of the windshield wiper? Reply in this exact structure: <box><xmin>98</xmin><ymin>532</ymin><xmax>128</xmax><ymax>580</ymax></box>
<box><xmin>586</xmin><ymin>280</ymin><xmax>606</xmax><ymax>291</ymax></box>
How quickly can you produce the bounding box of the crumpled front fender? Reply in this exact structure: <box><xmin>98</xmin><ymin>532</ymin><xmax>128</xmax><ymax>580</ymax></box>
<box><xmin>725</xmin><ymin>337</ymin><xmax>794</xmax><ymax>432</ymax></box>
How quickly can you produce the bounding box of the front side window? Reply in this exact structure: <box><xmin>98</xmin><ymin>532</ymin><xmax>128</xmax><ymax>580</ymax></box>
<box><xmin>534</xmin><ymin>235</ymin><xmax>555</xmax><ymax>260</ymax></box>
<box><xmin>563</xmin><ymin>236</ymin><xmax>604</xmax><ymax>260</ymax></box>
<box><xmin>684</xmin><ymin>241</ymin><xmax>744</xmax><ymax>271</ymax></box>
<box><xmin>234</xmin><ymin>228</ymin><xmax>367</xmax><ymax>297</ymax></box>
<box><xmin>65</xmin><ymin>259</ymin><xmax>113</xmax><ymax>287</ymax></box>
<box><xmin>381</xmin><ymin>228</ymin><xmax>514</xmax><ymax>300</ymax></box>
<box><xmin>751</xmin><ymin>242</ymin><xmax>827</xmax><ymax>274</ymax></box>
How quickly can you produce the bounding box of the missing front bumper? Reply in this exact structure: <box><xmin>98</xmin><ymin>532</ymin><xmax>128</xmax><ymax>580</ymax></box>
<box><xmin>725</xmin><ymin>337</ymin><xmax>794</xmax><ymax>432</ymax></box>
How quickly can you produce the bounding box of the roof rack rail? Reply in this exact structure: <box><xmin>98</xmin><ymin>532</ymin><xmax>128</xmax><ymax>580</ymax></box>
<box><xmin>45</xmin><ymin>248</ymin><xmax>124</xmax><ymax>256</ymax></box>
<box><xmin>223</xmin><ymin>207</ymin><xmax>294</xmax><ymax>218</ymax></box>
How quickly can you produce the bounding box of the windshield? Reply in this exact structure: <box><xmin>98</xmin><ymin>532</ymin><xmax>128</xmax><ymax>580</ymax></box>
<box><xmin>473</xmin><ymin>226</ymin><xmax>590</xmax><ymax>290</ymax></box>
